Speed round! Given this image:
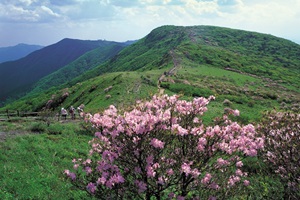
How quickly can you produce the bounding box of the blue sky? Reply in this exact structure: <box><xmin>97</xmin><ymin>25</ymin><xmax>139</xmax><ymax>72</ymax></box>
<box><xmin>0</xmin><ymin>0</ymin><xmax>299</xmax><ymax>47</ymax></box>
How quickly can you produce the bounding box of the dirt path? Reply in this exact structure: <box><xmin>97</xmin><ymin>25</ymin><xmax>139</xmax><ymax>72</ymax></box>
<box><xmin>157</xmin><ymin>49</ymin><xmax>181</xmax><ymax>90</ymax></box>
<box><xmin>0</xmin><ymin>130</ymin><xmax>31</xmax><ymax>142</ymax></box>
<box><xmin>0</xmin><ymin>117</ymin><xmax>83</xmax><ymax>142</ymax></box>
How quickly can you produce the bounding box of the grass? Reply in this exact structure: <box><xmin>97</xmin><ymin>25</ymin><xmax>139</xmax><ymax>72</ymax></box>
<box><xmin>159</xmin><ymin>62</ymin><xmax>287</xmax><ymax>123</ymax></box>
<box><xmin>0</xmin><ymin>120</ymin><xmax>94</xmax><ymax>199</ymax></box>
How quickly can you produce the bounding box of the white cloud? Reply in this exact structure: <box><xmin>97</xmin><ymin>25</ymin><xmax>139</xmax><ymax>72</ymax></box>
<box><xmin>0</xmin><ymin>4</ymin><xmax>39</xmax><ymax>22</ymax></box>
<box><xmin>40</xmin><ymin>6</ymin><xmax>60</xmax><ymax>17</ymax></box>
<box><xmin>0</xmin><ymin>0</ymin><xmax>299</xmax><ymax>46</ymax></box>
<box><xmin>0</xmin><ymin>1</ymin><xmax>62</xmax><ymax>22</ymax></box>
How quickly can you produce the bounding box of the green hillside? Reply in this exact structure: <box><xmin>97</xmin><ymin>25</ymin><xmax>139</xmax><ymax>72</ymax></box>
<box><xmin>73</xmin><ymin>26</ymin><xmax>299</xmax><ymax>89</ymax></box>
<box><xmin>0</xmin><ymin>39</ymin><xmax>130</xmax><ymax>106</ymax></box>
<box><xmin>29</xmin><ymin>43</ymin><xmax>128</xmax><ymax>94</ymax></box>
<box><xmin>1</xmin><ymin>25</ymin><xmax>299</xmax><ymax>123</ymax></box>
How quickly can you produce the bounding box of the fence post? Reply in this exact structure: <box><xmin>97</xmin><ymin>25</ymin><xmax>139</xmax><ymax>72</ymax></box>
<box><xmin>6</xmin><ymin>109</ymin><xmax>9</xmax><ymax>119</ymax></box>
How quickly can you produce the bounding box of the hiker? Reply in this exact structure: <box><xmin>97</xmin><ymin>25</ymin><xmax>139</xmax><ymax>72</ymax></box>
<box><xmin>61</xmin><ymin>108</ymin><xmax>68</xmax><ymax>120</ymax></box>
<box><xmin>77</xmin><ymin>104</ymin><xmax>85</xmax><ymax>118</ymax></box>
<box><xmin>69</xmin><ymin>106</ymin><xmax>76</xmax><ymax>120</ymax></box>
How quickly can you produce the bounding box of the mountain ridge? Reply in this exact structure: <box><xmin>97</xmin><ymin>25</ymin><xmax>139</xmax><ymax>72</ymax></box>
<box><xmin>0</xmin><ymin>43</ymin><xmax>44</xmax><ymax>63</ymax></box>
<box><xmin>29</xmin><ymin>42</ymin><xmax>131</xmax><ymax>94</ymax></box>
<box><xmin>1</xmin><ymin>25</ymin><xmax>299</xmax><ymax>122</ymax></box>
<box><xmin>72</xmin><ymin>25</ymin><xmax>300</xmax><ymax>89</ymax></box>
<box><xmin>0</xmin><ymin>38</ymin><xmax>130</xmax><ymax>105</ymax></box>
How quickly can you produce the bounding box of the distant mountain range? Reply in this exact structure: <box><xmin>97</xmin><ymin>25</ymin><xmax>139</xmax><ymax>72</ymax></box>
<box><xmin>0</xmin><ymin>39</ymin><xmax>132</xmax><ymax>104</ymax></box>
<box><xmin>1</xmin><ymin>26</ymin><xmax>299</xmax><ymax>122</ymax></box>
<box><xmin>0</xmin><ymin>43</ymin><xmax>44</xmax><ymax>63</ymax></box>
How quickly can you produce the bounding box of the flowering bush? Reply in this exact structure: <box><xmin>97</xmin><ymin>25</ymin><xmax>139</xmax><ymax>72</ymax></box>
<box><xmin>65</xmin><ymin>94</ymin><xmax>264</xmax><ymax>199</ymax></box>
<box><xmin>258</xmin><ymin>111</ymin><xmax>300</xmax><ymax>199</ymax></box>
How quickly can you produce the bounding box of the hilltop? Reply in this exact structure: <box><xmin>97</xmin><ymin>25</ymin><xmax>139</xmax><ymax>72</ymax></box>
<box><xmin>1</xmin><ymin>25</ymin><xmax>299</xmax><ymax>123</ymax></box>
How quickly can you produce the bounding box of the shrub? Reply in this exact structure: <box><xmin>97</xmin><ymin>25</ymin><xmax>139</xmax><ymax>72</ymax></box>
<box><xmin>258</xmin><ymin>111</ymin><xmax>300</xmax><ymax>199</ymax></box>
<box><xmin>79</xmin><ymin>121</ymin><xmax>96</xmax><ymax>136</ymax></box>
<box><xmin>65</xmin><ymin>94</ymin><xmax>264</xmax><ymax>199</ymax></box>
<box><xmin>30</xmin><ymin>122</ymin><xmax>46</xmax><ymax>133</ymax></box>
<box><xmin>47</xmin><ymin>124</ymin><xmax>63</xmax><ymax>135</ymax></box>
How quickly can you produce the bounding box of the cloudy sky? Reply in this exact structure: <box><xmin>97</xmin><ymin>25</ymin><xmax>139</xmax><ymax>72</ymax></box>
<box><xmin>0</xmin><ymin>0</ymin><xmax>299</xmax><ymax>47</ymax></box>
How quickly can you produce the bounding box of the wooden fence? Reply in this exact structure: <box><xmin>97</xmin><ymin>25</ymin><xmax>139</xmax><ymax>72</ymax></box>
<box><xmin>0</xmin><ymin>110</ymin><xmax>39</xmax><ymax>119</ymax></box>
<box><xmin>0</xmin><ymin>110</ymin><xmax>82</xmax><ymax>122</ymax></box>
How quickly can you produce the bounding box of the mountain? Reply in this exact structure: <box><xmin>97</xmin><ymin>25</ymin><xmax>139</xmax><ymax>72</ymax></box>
<box><xmin>76</xmin><ymin>25</ymin><xmax>300</xmax><ymax>87</ymax></box>
<box><xmin>1</xmin><ymin>26</ymin><xmax>299</xmax><ymax>122</ymax></box>
<box><xmin>0</xmin><ymin>38</ymin><xmax>130</xmax><ymax>105</ymax></box>
<box><xmin>29</xmin><ymin>42</ymin><xmax>130</xmax><ymax>94</ymax></box>
<box><xmin>0</xmin><ymin>43</ymin><xmax>44</xmax><ymax>63</ymax></box>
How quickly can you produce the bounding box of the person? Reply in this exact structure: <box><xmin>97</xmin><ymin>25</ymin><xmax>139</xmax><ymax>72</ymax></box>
<box><xmin>69</xmin><ymin>106</ymin><xmax>75</xmax><ymax>120</ymax></box>
<box><xmin>77</xmin><ymin>104</ymin><xmax>85</xmax><ymax>118</ymax></box>
<box><xmin>61</xmin><ymin>108</ymin><xmax>68</xmax><ymax>120</ymax></box>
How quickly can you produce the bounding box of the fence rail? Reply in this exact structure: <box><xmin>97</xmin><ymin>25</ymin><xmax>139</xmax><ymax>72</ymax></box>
<box><xmin>0</xmin><ymin>110</ymin><xmax>82</xmax><ymax>122</ymax></box>
<box><xmin>0</xmin><ymin>110</ymin><xmax>40</xmax><ymax>119</ymax></box>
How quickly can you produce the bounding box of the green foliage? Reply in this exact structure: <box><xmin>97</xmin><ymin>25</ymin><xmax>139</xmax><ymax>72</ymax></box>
<box><xmin>0</xmin><ymin>122</ymin><xmax>93</xmax><ymax>199</ymax></box>
<box><xmin>162</xmin><ymin>82</ymin><xmax>214</xmax><ymax>97</ymax></box>
<box><xmin>47</xmin><ymin>124</ymin><xmax>63</xmax><ymax>135</ymax></box>
<box><xmin>30</xmin><ymin>122</ymin><xmax>47</xmax><ymax>133</ymax></box>
<box><xmin>243</xmin><ymin>175</ymin><xmax>285</xmax><ymax>199</ymax></box>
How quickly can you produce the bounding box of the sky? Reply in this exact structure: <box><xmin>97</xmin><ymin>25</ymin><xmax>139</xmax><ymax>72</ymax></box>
<box><xmin>0</xmin><ymin>0</ymin><xmax>300</xmax><ymax>47</ymax></box>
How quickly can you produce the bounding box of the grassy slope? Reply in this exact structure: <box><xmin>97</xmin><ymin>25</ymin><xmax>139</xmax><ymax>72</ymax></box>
<box><xmin>74</xmin><ymin>25</ymin><xmax>300</xmax><ymax>90</ymax></box>
<box><xmin>0</xmin><ymin>120</ymin><xmax>93</xmax><ymax>199</ymax></box>
<box><xmin>29</xmin><ymin>44</ymin><xmax>127</xmax><ymax>94</ymax></box>
<box><xmin>1</xmin><ymin>25</ymin><xmax>299</xmax><ymax>123</ymax></box>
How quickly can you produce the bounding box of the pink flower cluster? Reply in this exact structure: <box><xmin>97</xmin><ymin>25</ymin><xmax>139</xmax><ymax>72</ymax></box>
<box><xmin>259</xmin><ymin>112</ymin><xmax>300</xmax><ymax>195</ymax></box>
<box><xmin>66</xmin><ymin>94</ymin><xmax>264</xmax><ymax>199</ymax></box>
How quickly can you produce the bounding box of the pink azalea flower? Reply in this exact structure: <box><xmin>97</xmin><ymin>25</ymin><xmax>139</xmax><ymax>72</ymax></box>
<box><xmin>168</xmin><ymin>192</ymin><xmax>175</xmax><ymax>198</ymax></box>
<box><xmin>244</xmin><ymin>180</ymin><xmax>250</xmax><ymax>186</ymax></box>
<box><xmin>177</xmin><ymin>195</ymin><xmax>185</xmax><ymax>200</ymax></box>
<box><xmin>217</xmin><ymin>158</ymin><xmax>229</xmax><ymax>166</ymax></box>
<box><xmin>157</xmin><ymin>176</ymin><xmax>164</xmax><ymax>185</ymax></box>
<box><xmin>97</xmin><ymin>177</ymin><xmax>106</xmax><ymax>185</ymax></box>
<box><xmin>68</xmin><ymin>172</ymin><xmax>76</xmax><ymax>181</ymax></box>
<box><xmin>86</xmin><ymin>182</ymin><xmax>96</xmax><ymax>194</ymax></box>
<box><xmin>167</xmin><ymin>168</ymin><xmax>174</xmax><ymax>176</ymax></box>
<box><xmin>135</xmin><ymin>180</ymin><xmax>147</xmax><ymax>193</ymax></box>
<box><xmin>146</xmin><ymin>166</ymin><xmax>156</xmax><ymax>178</ymax></box>
<box><xmin>85</xmin><ymin>166</ymin><xmax>92</xmax><ymax>175</ymax></box>
<box><xmin>236</xmin><ymin>161</ymin><xmax>243</xmax><ymax>167</ymax></box>
<box><xmin>233</xmin><ymin>109</ymin><xmax>240</xmax><ymax>116</ymax></box>
<box><xmin>150</xmin><ymin>138</ymin><xmax>165</xmax><ymax>149</ymax></box>
<box><xmin>181</xmin><ymin>163</ymin><xmax>191</xmax><ymax>175</ymax></box>
<box><xmin>235</xmin><ymin>169</ymin><xmax>243</xmax><ymax>176</ymax></box>
<box><xmin>201</xmin><ymin>173</ymin><xmax>212</xmax><ymax>185</ymax></box>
